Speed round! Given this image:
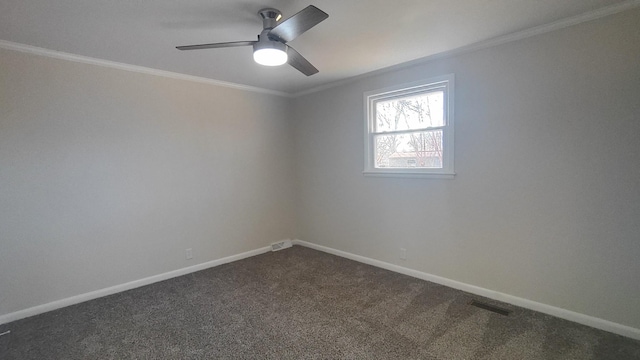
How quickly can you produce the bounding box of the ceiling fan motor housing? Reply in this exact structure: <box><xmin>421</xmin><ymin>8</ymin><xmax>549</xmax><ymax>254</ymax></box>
<box><xmin>254</xmin><ymin>34</ymin><xmax>287</xmax><ymax>53</ymax></box>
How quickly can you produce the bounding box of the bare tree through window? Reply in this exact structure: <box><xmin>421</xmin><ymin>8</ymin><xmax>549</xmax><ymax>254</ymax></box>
<box><xmin>374</xmin><ymin>91</ymin><xmax>444</xmax><ymax>168</ymax></box>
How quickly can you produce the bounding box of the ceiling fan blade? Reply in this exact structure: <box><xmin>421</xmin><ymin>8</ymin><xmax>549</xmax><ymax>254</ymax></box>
<box><xmin>287</xmin><ymin>46</ymin><xmax>318</xmax><ymax>76</ymax></box>
<box><xmin>268</xmin><ymin>5</ymin><xmax>328</xmax><ymax>43</ymax></box>
<box><xmin>176</xmin><ymin>41</ymin><xmax>256</xmax><ymax>51</ymax></box>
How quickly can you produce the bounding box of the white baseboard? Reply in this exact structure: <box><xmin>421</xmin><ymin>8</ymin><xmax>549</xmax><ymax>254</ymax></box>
<box><xmin>0</xmin><ymin>246</ymin><xmax>271</xmax><ymax>325</ymax></box>
<box><xmin>4</xmin><ymin>240</ymin><xmax>638</xmax><ymax>341</ymax></box>
<box><xmin>292</xmin><ymin>239</ymin><xmax>640</xmax><ymax>341</ymax></box>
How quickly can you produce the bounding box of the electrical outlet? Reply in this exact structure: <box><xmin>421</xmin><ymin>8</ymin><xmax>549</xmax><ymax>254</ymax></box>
<box><xmin>400</xmin><ymin>248</ymin><xmax>407</xmax><ymax>260</ymax></box>
<box><xmin>185</xmin><ymin>248</ymin><xmax>193</xmax><ymax>260</ymax></box>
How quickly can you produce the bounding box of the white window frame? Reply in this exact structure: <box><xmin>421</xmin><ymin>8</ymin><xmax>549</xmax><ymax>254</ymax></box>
<box><xmin>363</xmin><ymin>74</ymin><xmax>455</xmax><ymax>179</ymax></box>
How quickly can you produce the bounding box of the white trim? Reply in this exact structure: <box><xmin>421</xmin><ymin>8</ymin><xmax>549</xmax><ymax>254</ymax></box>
<box><xmin>2</xmin><ymin>1</ymin><xmax>637</xmax><ymax>100</ymax></box>
<box><xmin>363</xmin><ymin>74</ymin><xmax>455</xmax><ymax>178</ymax></box>
<box><xmin>292</xmin><ymin>239</ymin><xmax>640</xmax><ymax>341</ymax></box>
<box><xmin>0</xmin><ymin>245</ymin><xmax>271</xmax><ymax>325</ymax></box>
<box><xmin>0</xmin><ymin>40</ymin><xmax>292</xmax><ymax>98</ymax></box>
<box><xmin>293</xmin><ymin>0</ymin><xmax>640</xmax><ymax>98</ymax></box>
<box><xmin>362</xmin><ymin>171</ymin><xmax>455</xmax><ymax>179</ymax></box>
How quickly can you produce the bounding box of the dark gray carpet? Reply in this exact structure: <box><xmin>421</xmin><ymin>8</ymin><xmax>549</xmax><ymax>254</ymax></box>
<box><xmin>1</xmin><ymin>245</ymin><xmax>639</xmax><ymax>359</ymax></box>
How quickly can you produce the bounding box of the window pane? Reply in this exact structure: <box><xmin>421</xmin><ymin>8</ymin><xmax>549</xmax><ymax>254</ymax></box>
<box><xmin>374</xmin><ymin>130</ymin><xmax>443</xmax><ymax>169</ymax></box>
<box><xmin>375</xmin><ymin>91</ymin><xmax>444</xmax><ymax>133</ymax></box>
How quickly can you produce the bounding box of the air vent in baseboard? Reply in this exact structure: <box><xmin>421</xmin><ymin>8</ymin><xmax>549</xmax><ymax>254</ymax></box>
<box><xmin>271</xmin><ymin>240</ymin><xmax>292</xmax><ymax>252</ymax></box>
<box><xmin>469</xmin><ymin>300</ymin><xmax>512</xmax><ymax>316</ymax></box>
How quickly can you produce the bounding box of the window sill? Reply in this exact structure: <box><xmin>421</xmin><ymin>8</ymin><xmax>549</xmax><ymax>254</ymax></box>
<box><xmin>362</xmin><ymin>170</ymin><xmax>455</xmax><ymax>179</ymax></box>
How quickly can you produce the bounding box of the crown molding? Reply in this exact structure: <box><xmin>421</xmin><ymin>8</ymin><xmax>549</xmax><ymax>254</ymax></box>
<box><xmin>293</xmin><ymin>0</ymin><xmax>640</xmax><ymax>97</ymax></box>
<box><xmin>0</xmin><ymin>40</ymin><xmax>292</xmax><ymax>98</ymax></box>
<box><xmin>2</xmin><ymin>0</ymin><xmax>638</xmax><ymax>99</ymax></box>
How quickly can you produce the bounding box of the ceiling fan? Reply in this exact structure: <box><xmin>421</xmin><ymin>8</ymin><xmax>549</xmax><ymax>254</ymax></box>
<box><xmin>176</xmin><ymin>5</ymin><xmax>328</xmax><ymax>76</ymax></box>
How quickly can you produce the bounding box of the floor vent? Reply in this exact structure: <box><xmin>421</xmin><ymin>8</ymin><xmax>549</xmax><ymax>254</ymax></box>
<box><xmin>270</xmin><ymin>240</ymin><xmax>292</xmax><ymax>252</ymax></box>
<box><xmin>469</xmin><ymin>300</ymin><xmax>512</xmax><ymax>316</ymax></box>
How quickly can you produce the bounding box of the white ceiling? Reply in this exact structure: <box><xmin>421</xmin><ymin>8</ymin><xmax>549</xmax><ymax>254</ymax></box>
<box><xmin>0</xmin><ymin>0</ymin><xmax>635</xmax><ymax>95</ymax></box>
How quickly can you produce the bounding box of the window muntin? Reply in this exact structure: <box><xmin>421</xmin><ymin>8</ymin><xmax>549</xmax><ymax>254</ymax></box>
<box><xmin>364</xmin><ymin>75</ymin><xmax>454</xmax><ymax>178</ymax></box>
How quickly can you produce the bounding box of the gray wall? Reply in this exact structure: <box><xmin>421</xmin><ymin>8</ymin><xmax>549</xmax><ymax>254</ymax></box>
<box><xmin>293</xmin><ymin>9</ymin><xmax>640</xmax><ymax>329</ymax></box>
<box><xmin>0</xmin><ymin>49</ymin><xmax>296</xmax><ymax>316</ymax></box>
<box><xmin>1</xmin><ymin>7</ymin><xmax>639</xmax><ymax>332</ymax></box>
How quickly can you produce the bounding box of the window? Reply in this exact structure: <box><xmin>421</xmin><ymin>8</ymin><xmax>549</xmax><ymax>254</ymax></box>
<box><xmin>364</xmin><ymin>74</ymin><xmax>454</xmax><ymax>178</ymax></box>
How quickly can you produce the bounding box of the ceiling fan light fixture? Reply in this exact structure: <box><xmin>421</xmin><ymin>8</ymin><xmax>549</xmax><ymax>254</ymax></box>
<box><xmin>253</xmin><ymin>40</ymin><xmax>288</xmax><ymax>66</ymax></box>
<box><xmin>177</xmin><ymin>5</ymin><xmax>328</xmax><ymax>75</ymax></box>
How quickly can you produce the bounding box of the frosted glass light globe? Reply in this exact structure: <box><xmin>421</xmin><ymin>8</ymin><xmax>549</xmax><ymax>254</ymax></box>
<box><xmin>253</xmin><ymin>48</ymin><xmax>288</xmax><ymax>66</ymax></box>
